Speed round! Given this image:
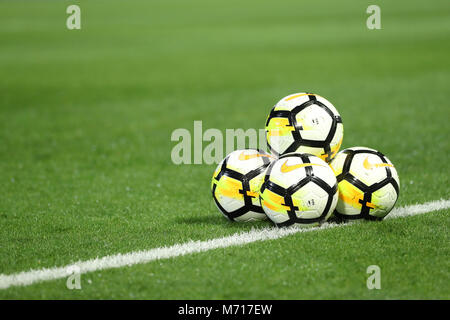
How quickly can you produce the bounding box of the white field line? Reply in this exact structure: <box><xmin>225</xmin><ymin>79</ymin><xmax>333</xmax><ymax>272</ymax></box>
<box><xmin>0</xmin><ymin>199</ymin><xmax>449</xmax><ymax>290</ymax></box>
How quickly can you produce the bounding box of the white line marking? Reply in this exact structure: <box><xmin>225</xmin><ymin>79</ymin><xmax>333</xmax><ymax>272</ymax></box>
<box><xmin>0</xmin><ymin>199</ymin><xmax>449</xmax><ymax>290</ymax></box>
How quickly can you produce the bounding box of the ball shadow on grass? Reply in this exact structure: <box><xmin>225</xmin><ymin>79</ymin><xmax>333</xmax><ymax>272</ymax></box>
<box><xmin>175</xmin><ymin>215</ymin><xmax>271</xmax><ymax>229</ymax></box>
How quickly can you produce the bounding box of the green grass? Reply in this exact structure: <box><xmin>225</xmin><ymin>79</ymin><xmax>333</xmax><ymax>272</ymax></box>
<box><xmin>0</xmin><ymin>0</ymin><xmax>449</xmax><ymax>299</ymax></box>
<box><xmin>3</xmin><ymin>211</ymin><xmax>449</xmax><ymax>299</ymax></box>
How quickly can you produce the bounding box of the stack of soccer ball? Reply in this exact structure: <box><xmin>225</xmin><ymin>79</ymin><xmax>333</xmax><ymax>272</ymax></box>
<box><xmin>211</xmin><ymin>93</ymin><xmax>400</xmax><ymax>227</ymax></box>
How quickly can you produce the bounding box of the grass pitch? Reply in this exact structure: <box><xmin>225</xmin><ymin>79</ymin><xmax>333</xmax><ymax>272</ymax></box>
<box><xmin>0</xmin><ymin>0</ymin><xmax>449</xmax><ymax>299</ymax></box>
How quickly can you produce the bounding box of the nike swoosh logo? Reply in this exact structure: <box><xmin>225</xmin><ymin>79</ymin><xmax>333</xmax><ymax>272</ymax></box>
<box><xmin>363</xmin><ymin>156</ymin><xmax>394</xmax><ymax>170</ymax></box>
<box><xmin>238</xmin><ymin>152</ymin><xmax>273</xmax><ymax>161</ymax></box>
<box><xmin>280</xmin><ymin>160</ymin><xmax>326</xmax><ymax>173</ymax></box>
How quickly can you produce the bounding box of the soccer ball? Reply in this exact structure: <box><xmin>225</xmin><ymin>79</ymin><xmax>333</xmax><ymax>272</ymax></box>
<box><xmin>211</xmin><ymin>149</ymin><xmax>274</xmax><ymax>222</ymax></box>
<box><xmin>259</xmin><ymin>153</ymin><xmax>338</xmax><ymax>227</ymax></box>
<box><xmin>329</xmin><ymin>147</ymin><xmax>400</xmax><ymax>221</ymax></box>
<box><xmin>265</xmin><ymin>92</ymin><xmax>343</xmax><ymax>162</ymax></box>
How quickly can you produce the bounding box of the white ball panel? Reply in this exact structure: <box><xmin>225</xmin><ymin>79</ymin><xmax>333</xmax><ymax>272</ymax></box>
<box><xmin>226</xmin><ymin>149</ymin><xmax>270</xmax><ymax>175</ymax></box>
<box><xmin>234</xmin><ymin>211</ymin><xmax>267</xmax><ymax>222</ymax></box>
<box><xmin>296</xmin><ymin>146</ymin><xmax>326</xmax><ymax>158</ymax></box>
<box><xmin>370</xmin><ymin>183</ymin><xmax>398</xmax><ymax>219</ymax></box>
<box><xmin>214</xmin><ymin>190</ymin><xmax>245</xmax><ymax>213</ymax></box>
<box><xmin>384</xmin><ymin>156</ymin><xmax>400</xmax><ymax>188</ymax></box>
<box><xmin>268</xmin><ymin>134</ymin><xmax>294</xmax><ymax>155</ymax></box>
<box><xmin>267</xmin><ymin>156</ymin><xmax>308</xmax><ymax>189</ymax></box>
<box><xmin>350</xmin><ymin>153</ymin><xmax>389</xmax><ymax>186</ymax></box>
<box><xmin>274</xmin><ymin>92</ymin><xmax>311</xmax><ymax>111</ymax></box>
<box><xmin>315</xmin><ymin>95</ymin><xmax>340</xmax><ymax>116</ymax></box>
<box><xmin>249</xmin><ymin>171</ymin><xmax>266</xmax><ymax>206</ymax></box>
<box><xmin>262</xmin><ymin>205</ymin><xmax>290</xmax><ymax>224</ymax></box>
<box><xmin>329</xmin><ymin>150</ymin><xmax>347</xmax><ymax>176</ymax></box>
<box><xmin>335</xmin><ymin>197</ymin><xmax>361</xmax><ymax>216</ymax></box>
<box><xmin>291</xmin><ymin>182</ymin><xmax>329</xmax><ymax>219</ymax></box>
<box><xmin>307</xmin><ymin>155</ymin><xmax>337</xmax><ymax>188</ymax></box>
<box><xmin>329</xmin><ymin>123</ymin><xmax>344</xmax><ymax>150</ymax></box>
<box><xmin>295</xmin><ymin>104</ymin><xmax>333</xmax><ymax>141</ymax></box>
<box><xmin>326</xmin><ymin>192</ymin><xmax>339</xmax><ymax>220</ymax></box>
